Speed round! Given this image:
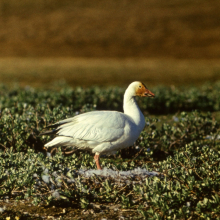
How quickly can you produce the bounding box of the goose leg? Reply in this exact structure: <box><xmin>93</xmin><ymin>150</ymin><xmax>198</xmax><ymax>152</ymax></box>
<box><xmin>94</xmin><ymin>153</ymin><xmax>102</xmax><ymax>170</ymax></box>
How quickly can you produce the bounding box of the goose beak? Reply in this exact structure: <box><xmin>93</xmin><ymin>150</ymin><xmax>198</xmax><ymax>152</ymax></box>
<box><xmin>143</xmin><ymin>88</ymin><xmax>155</xmax><ymax>97</ymax></box>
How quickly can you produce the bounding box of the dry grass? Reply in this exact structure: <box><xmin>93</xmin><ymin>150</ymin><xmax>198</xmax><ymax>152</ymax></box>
<box><xmin>0</xmin><ymin>58</ymin><xmax>220</xmax><ymax>87</ymax></box>
<box><xmin>0</xmin><ymin>0</ymin><xmax>220</xmax><ymax>59</ymax></box>
<box><xmin>0</xmin><ymin>1</ymin><xmax>220</xmax><ymax>87</ymax></box>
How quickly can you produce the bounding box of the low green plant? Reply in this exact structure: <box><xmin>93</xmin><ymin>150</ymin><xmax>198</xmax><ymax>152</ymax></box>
<box><xmin>137</xmin><ymin>143</ymin><xmax>220</xmax><ymax>219</ymax></box>
<box><xmin>0</xmin><ymin>82</ymin><xmax>219</xmax><ymax>219</ymax></box>
<box><xmin>0</xmin><ymin>82</ymin><xmax>219</xmax><ymax>114</ymax></box>
<box><xmin>0</xmin><ymin>142</ymin><xmax>219</xmax><ymax>219</ymax></box>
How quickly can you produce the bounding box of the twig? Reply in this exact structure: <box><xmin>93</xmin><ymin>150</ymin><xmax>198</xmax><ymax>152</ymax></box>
<box><xmin>63</xmin><ymin>149</ymin><xmax>77</xmax><ymax>155</ymax></box>
<box><xmin>0</xmin><ymin>143</ymin><xmax>6</xmax><ymax>153</ymax></box>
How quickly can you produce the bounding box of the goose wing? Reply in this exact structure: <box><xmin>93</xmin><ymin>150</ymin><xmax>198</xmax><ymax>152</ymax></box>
<box><xmin>52</xmin><ymin>111</ymin><xmax>132</xmax><ymax>143</ymax></box>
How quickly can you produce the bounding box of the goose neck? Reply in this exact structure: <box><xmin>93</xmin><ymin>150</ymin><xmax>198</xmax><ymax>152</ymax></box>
<box><xmin>123</xmin><ymin>91</ymin><xmax>145</xmax><ymax>127</ymax></box>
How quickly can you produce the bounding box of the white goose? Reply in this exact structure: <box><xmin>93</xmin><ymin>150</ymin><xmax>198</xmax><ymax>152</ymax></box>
<box><xmin>41</xmin><ymin>81</ymin><xmax>155</xmax><ymax>170</ymax></box>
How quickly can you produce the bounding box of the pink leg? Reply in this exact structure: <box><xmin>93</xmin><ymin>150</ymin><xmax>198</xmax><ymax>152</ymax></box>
<box><xmin>94</xmin><ymin>153</ymin><xmax>102</xmax><ymax>170</ymax></box>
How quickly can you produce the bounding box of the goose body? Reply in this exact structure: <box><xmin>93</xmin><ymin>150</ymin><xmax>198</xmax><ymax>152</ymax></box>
<box><xmin>42</xmin><ymin>81</ymin><xmax>155</xmax><ymax>169</ymax></box>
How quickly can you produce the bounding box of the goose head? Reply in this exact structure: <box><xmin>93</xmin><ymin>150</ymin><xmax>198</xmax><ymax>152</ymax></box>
<box><xmin>127</xmin><ymin>81</ymin><xmax>155</xmax><ymax>98</ymax></box>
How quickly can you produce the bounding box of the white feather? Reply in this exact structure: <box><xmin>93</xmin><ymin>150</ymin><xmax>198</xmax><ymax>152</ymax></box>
<box><xmin>44</xmin><ymin>81</ymin><xmax>154</xmax><ymax>156</ymax></box>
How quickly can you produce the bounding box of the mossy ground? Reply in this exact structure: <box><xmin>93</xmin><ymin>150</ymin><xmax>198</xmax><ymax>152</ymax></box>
<box><xmin>0</xmin><ymin>108</ymin><xmax>219</xmax><ymax>219</ymax></box>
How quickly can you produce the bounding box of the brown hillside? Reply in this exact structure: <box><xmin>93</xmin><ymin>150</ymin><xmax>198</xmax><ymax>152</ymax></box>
<box><xmin>0</xmin><ymin>0</ymin><xmax>220</xmax><ymax>59</ymax></box>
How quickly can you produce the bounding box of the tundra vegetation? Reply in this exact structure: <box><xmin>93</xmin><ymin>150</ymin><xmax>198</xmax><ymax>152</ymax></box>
<box><xmin>0</xmin><ymin>82</ymin><xmax>219</xmax><ymax>219</ymax></box>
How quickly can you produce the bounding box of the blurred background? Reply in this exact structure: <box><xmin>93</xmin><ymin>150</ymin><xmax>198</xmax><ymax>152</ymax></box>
<box><xmin>0</xmin><ymin>0</ymin><xmax>220</xmax><ymax>87</ymax></box>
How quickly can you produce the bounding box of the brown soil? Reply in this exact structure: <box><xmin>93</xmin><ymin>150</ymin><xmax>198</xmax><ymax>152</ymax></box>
<box><xmin>0</xmin><ymin>200</ymin><xmax>140</xmax><ymax>219</ymax></box>
<box><xmin>1</xmin><ymin>57</ymin><xmax>220</xmax><ymax>88</ymax></box>
<box><xmin>0</xmin><ymin>0</ymin><xmax>220</xmax><ymax>59</ymax></box>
